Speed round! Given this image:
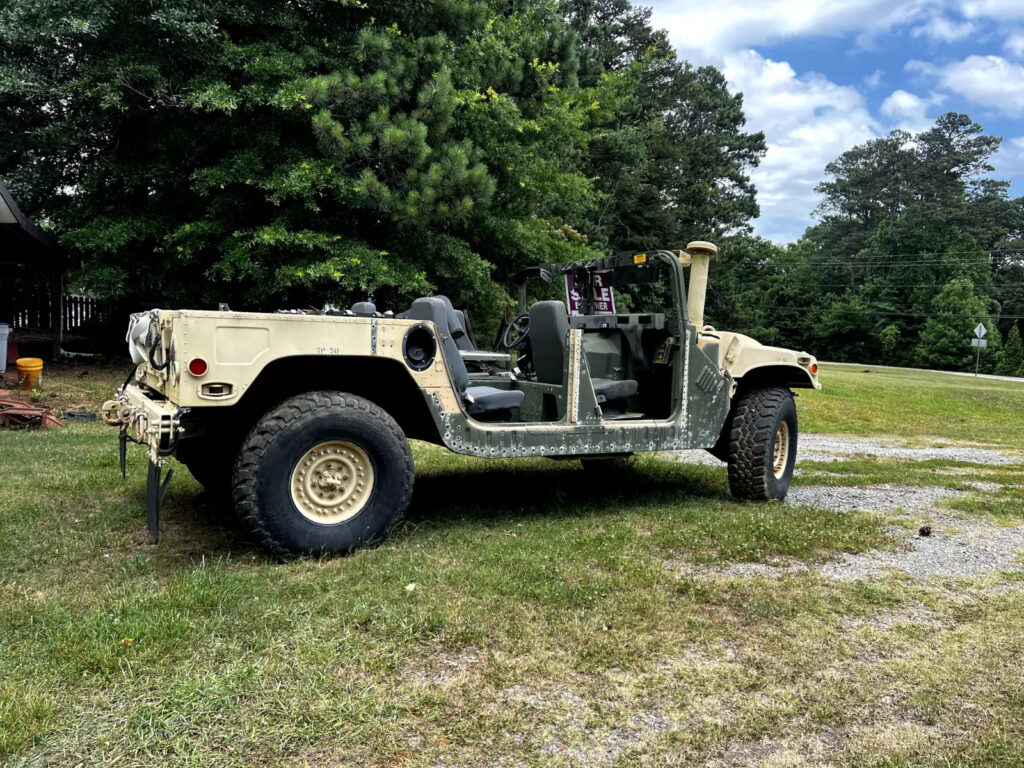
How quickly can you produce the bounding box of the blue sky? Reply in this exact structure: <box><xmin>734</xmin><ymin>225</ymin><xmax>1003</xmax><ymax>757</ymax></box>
<box><xmin>646</xmin><ymin>0</ymin><xmax>1024</xmax><ymax>242</ymax></box>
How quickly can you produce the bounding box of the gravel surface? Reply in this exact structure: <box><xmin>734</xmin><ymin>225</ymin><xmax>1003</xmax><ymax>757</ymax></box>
<box><xmin>785</xmin><ymin>484</ymin><xmax>967</xmax><ymax>515</ymax></box>
<box><xmin>670</xmin><ymin>433</ymin><xmax>1023</xmax><ymax>467</ymax></box>
<box><xmin>798</xmin><ymin>434</ymin><xmax>1022</xmax><ymax>465</ymax></box>
<box><xmin>676</xmin><ymin>502</ymin><xmax>1024</xmax><ymax>583</ymax></box>
<box><xmin>666</xmin><ymin>434</ymin><xmax>1024</xmax><ymax>583</ymax></box>
<box><xmin>818</xmin><ymin>517</ymin><xmax>1024</xmax><ymax>581</ymax></box>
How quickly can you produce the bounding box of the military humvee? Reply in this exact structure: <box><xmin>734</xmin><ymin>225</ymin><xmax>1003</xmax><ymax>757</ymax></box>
<box><xmin>104</xmin><ymin>242</ymin><xmax>819</xmax><ymax>555</ymax></box>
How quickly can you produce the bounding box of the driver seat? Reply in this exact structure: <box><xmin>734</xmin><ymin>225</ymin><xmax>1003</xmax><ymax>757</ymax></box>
<box><xmin>529</xmin><ymin>301</ymin><xmax>639</xmax><ymax>407</ymax></box>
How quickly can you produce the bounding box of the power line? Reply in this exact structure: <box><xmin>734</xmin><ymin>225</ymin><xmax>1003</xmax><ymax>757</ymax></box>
<box><xmin>712</xmin><ymin>282</ymin><xmax>1024</xmax><ymax>290</ymax></box>
<box><xmin>723</xmin><ymin>248</ymin><xmax>1024</xmax><ymax>262</ymax></box>
<box><xmin>746</xmin><ymin>304</ymin><xmax>1024</xmax><ymax>320</ymax></box>
<box><xmin>767</xmin><ymin>259</ymin><xmax>1001</xmax><ymax>268</ymax></box>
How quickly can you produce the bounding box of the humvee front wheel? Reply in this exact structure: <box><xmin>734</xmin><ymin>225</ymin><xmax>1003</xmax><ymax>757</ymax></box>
<box><xmin>726</xmin><ymin>387</ymin><xmax>797</xmax><ymax>501</ymax></box>
<box><xmin>233</xmin><ymin>392</ymin><xmax>414</xmax><ymax>556</ymax></box>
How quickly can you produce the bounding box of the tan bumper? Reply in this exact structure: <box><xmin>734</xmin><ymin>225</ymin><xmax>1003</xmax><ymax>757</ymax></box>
<box><xmin>102</xmin><ymin>384</ymin><xmax>184</xmax><ymax>463</ymax></box>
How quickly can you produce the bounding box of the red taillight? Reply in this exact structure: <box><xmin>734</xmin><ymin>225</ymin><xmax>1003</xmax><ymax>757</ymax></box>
<box><xmin>810</xmin><ymin>363</ymin><xmax>819</xmax><ymax>375</ymax></box>
<box><xmin>187</xmin><ymin>358</ymin><xmax>208</xmax><ymax>377</ymax></box>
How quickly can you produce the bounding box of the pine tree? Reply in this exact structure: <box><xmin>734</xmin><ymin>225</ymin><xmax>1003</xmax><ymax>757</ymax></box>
<box><xmin>1</xmin><ymin>0</ymin><xmax>767</xmax><ymax>333</ymax></box>
<box><xmin>998</xmin><ymin>323</ymin><xmax>1024</xmax><ymax>377</ymax></box>
<box><xmin>917</xmin><ymin>278</ymin><xmax>1000</xmax><ymax>371</ymax></box>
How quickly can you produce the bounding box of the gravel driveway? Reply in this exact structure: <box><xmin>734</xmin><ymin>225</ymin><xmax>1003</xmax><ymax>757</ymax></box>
<box><xmin>669</xmin><ymin>434</ymin><xmax>1024</xmax><ymax>582</ymax></box>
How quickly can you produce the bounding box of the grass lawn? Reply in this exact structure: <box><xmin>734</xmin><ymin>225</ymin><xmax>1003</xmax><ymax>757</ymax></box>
<box><xmin>801</xmin><ymin>364</ymin><xmax>1024</xmax><ymax>448</ymax></box>
<box><xmin>1</xmin><ymin>363</ymin><xmax>1023</xmax><ymax>766</ymax></box>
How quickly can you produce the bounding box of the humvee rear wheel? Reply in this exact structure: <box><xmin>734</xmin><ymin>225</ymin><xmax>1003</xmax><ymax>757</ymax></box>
<box><xmin>233</xmin><ymin>392</ymin><xmax>414</xmax><ymax>556</ymax></box>
<box><xmin>726</xmin><ymin>387</ymin><xmax>797</xmax><ymax>501</ymax></box>
<box><xmin>290</xmin><ymin>441</ymin><xmax>374</xmax><ymax>523</ymax></box>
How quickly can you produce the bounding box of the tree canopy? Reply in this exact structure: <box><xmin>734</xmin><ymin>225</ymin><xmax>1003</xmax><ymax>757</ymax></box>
<box><xmin>0</xmin><ymin>0</ymin><xmax>764</xmax><ymax>333</ymax></box>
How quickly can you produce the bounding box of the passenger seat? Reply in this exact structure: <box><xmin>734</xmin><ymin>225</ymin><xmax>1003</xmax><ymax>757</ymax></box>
<box><xmin>529</xmin><ymin>300</ymin><xmax>638</xmax><ymax>408</ymax></box>
<box><xmin>405</xmin><ymin>298</ymin><xmax>524</xmax><ymax>420</ymax></box>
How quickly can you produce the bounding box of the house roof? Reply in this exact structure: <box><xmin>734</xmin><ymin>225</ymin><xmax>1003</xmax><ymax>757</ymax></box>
<box><xmin>0</xmin><ymin>179</ymin><xmax>63</xmax><ymax>269</ymax></box>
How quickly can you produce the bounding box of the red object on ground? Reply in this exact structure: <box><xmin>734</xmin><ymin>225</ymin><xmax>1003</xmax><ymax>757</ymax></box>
<box><xmin>0</xmin><ymin>396</ymin><xmax>63</xmax><ymax>428</ymax></box>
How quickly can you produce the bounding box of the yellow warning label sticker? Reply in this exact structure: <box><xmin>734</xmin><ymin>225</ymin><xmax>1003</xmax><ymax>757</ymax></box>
<box><xmin>633</xmin><ymin>253</ymin><xmax>647</xmax><ymax>264</ymax></box>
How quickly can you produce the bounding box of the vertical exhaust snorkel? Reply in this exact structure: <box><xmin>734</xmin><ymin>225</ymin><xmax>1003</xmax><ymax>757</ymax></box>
<box><xmin>683</xmin><ymin>240</ymin><xmax>717</xmax><ymax>331</ymax></box>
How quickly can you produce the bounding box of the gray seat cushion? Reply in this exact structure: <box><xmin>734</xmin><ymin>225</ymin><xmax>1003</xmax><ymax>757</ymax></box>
<box><xmin>592</xmin><ymin>377</ymin><xmax>638</xmax><ymax>403</ymax></box>
<box><xmin>465</xmin><ymin>386</ymin><xmax>525</xmax><ymax>414</ymax></box>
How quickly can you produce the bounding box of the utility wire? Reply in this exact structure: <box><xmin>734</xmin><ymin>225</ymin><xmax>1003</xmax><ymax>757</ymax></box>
<box><xmin>761</xmin><ymin>259</ymin><xmax>1005</xmax><ymax>268</ymax></box>
<box><xmin>745</xmin><ymin>304</ymin><xmax>1024</xmax><ymax>320</ymax></box>
<box><xmin>722</xmin><ymin>248</ymin><xmax>1024</xmax><ymax>261</ymax></box>
<box><xmin>711</xmin><ymin>282</ymin><xmax>1024</xmax><ymax>290</ymax></box>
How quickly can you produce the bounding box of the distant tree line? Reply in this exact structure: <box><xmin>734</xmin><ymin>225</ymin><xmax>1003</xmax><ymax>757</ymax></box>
<box><xmin>706</xmin><ymin>113</ymin><xmax>1024</xmax><ymax>375</ymax></box>
<box><xmin>2</xmin><ymin>1</ymin><xmax>1022</xmax><ymax>373</ymax></box>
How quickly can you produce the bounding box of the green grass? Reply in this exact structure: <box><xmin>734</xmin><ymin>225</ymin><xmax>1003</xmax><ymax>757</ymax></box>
<box><xmin>0</xmin><ymin>362</ymin><xmax>1023</xmax><ymax>766</ymax></box>
<box><xmin>803</xmin><ymin>364</ymin><xmax>1024</xmax><ymax>449</ymax></box>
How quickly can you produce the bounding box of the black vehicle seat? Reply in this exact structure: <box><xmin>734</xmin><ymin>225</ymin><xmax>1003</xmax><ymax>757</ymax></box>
<box><xmin>528</xmin><ymin>300</ymin><xmax>639</xmax><ymax>406</ymax></box>
<box><xmin>406</xmin><ymin>298</ymin><xmax>523</xmax><ymax>419</ymax></box>
<box><xmin>436</xmin><ymin>295</ymin><xmax>476</xmax><ymax>351</ymax></box>
<box><xmin>454</xmin><ymin>309</ymin><xmax>477</xmax><ymax>348</ymax></box>
<box><xmin>350</xmin><ymin>301</ymin><xmax>376</xmax><ymax>316</ymax></box>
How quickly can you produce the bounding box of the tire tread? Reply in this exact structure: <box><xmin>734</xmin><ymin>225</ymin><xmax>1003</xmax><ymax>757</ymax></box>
<box><xmin>232</xmin><ymin>391</ymin><xmax>414</xmax><ymax>557</ymax></box>
<box><xmin>727</xmin><ymin>386</ymin><xmax>794</xmax><ymax>501</ymax></box>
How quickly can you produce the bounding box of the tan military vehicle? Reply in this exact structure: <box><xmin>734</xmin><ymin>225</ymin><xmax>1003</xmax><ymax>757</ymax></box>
<box><xmin>104</xmin><ymin>242</ymin><xmax>820</xmax><ymax>555</ymax></box>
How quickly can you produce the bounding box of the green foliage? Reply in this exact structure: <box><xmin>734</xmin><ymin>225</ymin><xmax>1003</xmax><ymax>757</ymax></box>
<box><xmin>916</xmin><ymin>278</ymin><xmax>1000</xmax><ymax>370</ymax></box>
<box><xmin>879</xmin><ymin>324</ymin><xmax>901</xmax><ymax>363</ymax></box>
<box><xmin>997</xmin><ymin>323</ymin><xmax>1024</xmax><ymax>377</ymax></box>
<box><xmin>0</xmin><ymin>0</ymin><xmax>763</xmax><ymax>337</ymax></box>
<box><xmin>564</xmin><ymin>0</ymin><xmax>766</xmax><ymax>249</ymax></box>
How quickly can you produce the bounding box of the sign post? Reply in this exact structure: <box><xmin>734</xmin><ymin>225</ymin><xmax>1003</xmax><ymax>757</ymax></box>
<box><xmin>972</xmin><ymin>323</ymin><xmax>988</xmax><ymax>376</ymax></box>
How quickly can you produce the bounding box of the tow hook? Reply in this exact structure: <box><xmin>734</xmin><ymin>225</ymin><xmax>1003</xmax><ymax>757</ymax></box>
<box><xmin>102</xmin><ymin>399</ymin><xmax>123</xmax><ymax>426</ymax></box>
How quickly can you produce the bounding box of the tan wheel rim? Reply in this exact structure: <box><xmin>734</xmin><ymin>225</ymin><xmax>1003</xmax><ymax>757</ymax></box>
<box><xmin>290</xmin><ymin>441</ymin><xmax>374</xmax><ymax>524</ymax></box>
<box><xmin>772</xmin><ymin>422</ymin><xmax>790</xmax><ymax>479</ymax></box>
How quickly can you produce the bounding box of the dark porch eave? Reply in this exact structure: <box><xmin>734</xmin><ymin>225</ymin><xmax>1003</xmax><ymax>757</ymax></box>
<box><xmin>0</xmin><ymin>179</ymin><xmax>64</xmax><ymax>269</ymax></box>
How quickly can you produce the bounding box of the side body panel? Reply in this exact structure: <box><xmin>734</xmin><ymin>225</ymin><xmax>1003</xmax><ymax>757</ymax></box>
<box><xmin>143</xmin><ymin>309</ymin><xmax>732</xmax><ymax>457</ymax></box>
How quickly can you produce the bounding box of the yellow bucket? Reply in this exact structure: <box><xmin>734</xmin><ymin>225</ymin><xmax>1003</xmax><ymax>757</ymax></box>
<box><xmin>16</xmin><ymin>358</ymin><xmax>43</xmax><ymax>390</ymax></box>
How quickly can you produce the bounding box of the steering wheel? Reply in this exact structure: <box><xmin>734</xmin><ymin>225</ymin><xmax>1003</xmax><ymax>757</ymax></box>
<box><xmin>502</xmin><ymin>313</ymin><xmax>531</xmax><ymax>349</ymax></box>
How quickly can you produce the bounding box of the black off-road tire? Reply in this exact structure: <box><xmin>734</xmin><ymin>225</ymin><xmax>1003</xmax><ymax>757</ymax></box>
<box><xmin>726</xmin><ymin>387</ymin><xmax>798</xmax><ymax>501</ymax></box>
<box><xmin>233</xmin><ymin>391</ymin><xmax>414</xmax><ymax>557</ymax></box>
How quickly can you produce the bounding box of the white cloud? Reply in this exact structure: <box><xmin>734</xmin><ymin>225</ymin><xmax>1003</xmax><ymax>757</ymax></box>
<box><xmin>911</xmin><ymin>15</ymin><xmax>975</xmax><ymax>42</ymax></box>
<box><xmin>879</xmin><ymin>89</ymin><xmax>946</xmax><ymax>130</ymax></box>
<box><xmin>864</xmin><ymin>69</ymin><xmax>885</xmax><ymax>89</ymax></box>
<box><xmin>1004</xmin><ymin>30</ymin><xmax>1024</xmax><ymax>57</ymax></box>
<box><xmin>959</xmin><ymin>0</ymin><xmax>1024</xmax><ymax>20</ymax></box>
<box><xmin>908</xmin><ymin>55</ymin><xmax>1024</xmax><ymax>116</ymax></box>
<box><xmin>649</xmin><ymin>0</ymin><xmax>933</xmax><ymax>62</ymax></box>
<box><xmin>723</xmin><ymin>50</ymin><xmax>877</xmax><ymax>241</ymax></box>
<box><xmin>993</xmin><ymin>136</ymin><xmax>1024</xmax><ymax>180</ymax></box>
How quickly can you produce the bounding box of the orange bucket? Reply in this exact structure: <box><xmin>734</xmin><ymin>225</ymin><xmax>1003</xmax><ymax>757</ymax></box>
<box><xmin>16</xmin><ymin>358</ymin><xmax>43</xmax><ymax>390</ymax></box>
